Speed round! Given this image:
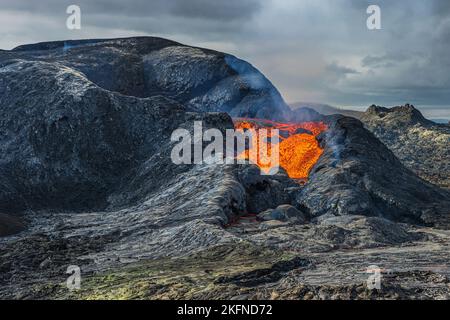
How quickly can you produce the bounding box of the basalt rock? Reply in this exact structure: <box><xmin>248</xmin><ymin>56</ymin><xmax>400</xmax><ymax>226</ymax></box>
<box><xmin>297</xmin><ymin>116</ymin><xmax>450</xmax><ymax>226</ymax></box>
<box><xmin>0</xmin><ymin>214</ymin><xmax>25</xmax><ymax>237</ymax></box>
<box><xmin>361</xmin><ymin>104</ymin><xmax>450</xmax><ymax>188</ymax></box>
<box><xmin>236</xmin><ymin>165</ymin><xmax>298</xmax><ymax>214</ymax></box>
<box><xmin>0</xmin><ymin>37</ymin><xmax>449</xmax><ymax>299</ymax></box>
<box><xmin>0</xmin><ymin>58</ymin><xmax>236</xmax><ymax>215</ymax></box>
<box><xmin>2</xmin><ymin>37</ymin><xmax>445</xmax><ymax>229</ymax></box>
<box><xmin>257</xmin><ymin>205</ymin><xmax>306</xmax><ymax>223</ymax></box>
<box><xmin>6</xmin><ymin>37</ymin><xmax>290</xmax><ymax>120</ymax></box>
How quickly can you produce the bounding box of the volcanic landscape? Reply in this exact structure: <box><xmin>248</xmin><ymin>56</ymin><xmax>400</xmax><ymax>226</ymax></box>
<box><xmin>0</xmin><ymin>37</ymin><xmax>449</xmax><ymax>300</ymax></box>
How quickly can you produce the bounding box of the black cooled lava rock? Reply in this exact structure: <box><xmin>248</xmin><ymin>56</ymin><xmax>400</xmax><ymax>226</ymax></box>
<box><xmin>297</xmin><ymin>116</ymin><xmax>450</xmax><ymax>226</ymax></box>
<box><xmin>0</xmin><ymin>36</ymin><xmax>448</xmax><ymax>235</ymax></box>
<box><xmin>361</xmin><ymin>104</ymin><xmax>450</xmax><ymax>188</ymax></box>
<box><xmin>0</xmin><ymin>37</ymin><xmax>450</xmax><ymax>300</ymax></box>
<box><xmin>7</xmin><ymin>37</ymin><xmax>291</xmax><ymax>120</ymax></box>
<box><xmin>257</xmin><ymin>205</ymin><xmax>306</xmax><ymax>223</ymax></box>
<box><xmin>0</xmin><ymin>37</ymin><xmax>290</xmax><ymax>216</ymax></box>
<box><xmin>0</xmin><ymin>213</ymin><xmax>25</xmax><ymax>237</ymax></box>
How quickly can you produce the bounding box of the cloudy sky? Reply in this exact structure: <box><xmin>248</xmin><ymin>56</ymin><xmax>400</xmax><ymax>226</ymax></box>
<box><xmin>1</xmin><ymin>0</ymin><xmax>450</xmax><ymax>118</ymax></box>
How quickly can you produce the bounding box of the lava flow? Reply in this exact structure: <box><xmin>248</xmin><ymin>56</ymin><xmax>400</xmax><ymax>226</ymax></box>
<box><xmin>233</xmin><ymin>118</ymin><xmax>327</xmax><ymax>180</ymax></box>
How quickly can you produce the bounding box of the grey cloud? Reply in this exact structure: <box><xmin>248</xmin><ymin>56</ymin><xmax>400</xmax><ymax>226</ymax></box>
<box><xmin>361</xmin><ymin>53</ymin><xmax>407</xmax><ymax>68</ymax></box>
<box><xmin>431</xmin><ymin>0</ymin><xmax>450</xmax><ymax>16</ymax></box>
<box><xmin>0</xmin><ymin>0</ymin><xmax>263</xmax><ymax>50</ymax></box>
<box><xmin>326</xmin><ymin>63</ymin><xmax>360</xmax><ymax>76</ymax></box>
<box><xmin>1</xmin><ymin>0</ymin><xmax>262</xmax><ymax>21</ymax></box>
<box><xmin>168</xmin><ymin>0</ymin><xmax>262</xmax><ymax>21</ymax></box>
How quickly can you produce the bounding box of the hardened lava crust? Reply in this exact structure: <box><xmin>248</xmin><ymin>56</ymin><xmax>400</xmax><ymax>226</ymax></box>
<box><xmin>0</xmin><ymin>37</ymin><xmax>449</xmax><ymax>300</ymax></box>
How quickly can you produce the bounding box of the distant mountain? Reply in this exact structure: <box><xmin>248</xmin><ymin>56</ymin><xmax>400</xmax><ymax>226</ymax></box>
<box><xmin>290</xmin><ymin>102</ymin><xmax>363</xmax><ymax>119</ymax></box>
<box><xmin>431</xmin><ymin>119</ymin><xmax>450</xmax><ymax>124</ymax></box>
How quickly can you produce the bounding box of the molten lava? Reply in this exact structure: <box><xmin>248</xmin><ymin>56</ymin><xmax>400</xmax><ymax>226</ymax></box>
<box><xmin>233</xmin><ymin>118</ymin><xmax>327</xmax><ymax>180</ymax></box>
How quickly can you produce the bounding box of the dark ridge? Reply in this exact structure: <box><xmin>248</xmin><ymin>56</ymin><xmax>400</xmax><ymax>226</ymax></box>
<box><xmin>291</xmin><ymin>102</ymin><xmax>363</xmax><ymax>119</ymax></box>
<box><xmin>298</xmin><ymin>116</ymin><xmax>450</xmax><ymax>225</ymax></box>
<box><xmin>11</xmin><ymin>36</ymin><xmax>181</xmax><ymax>52</ymax></box>
<box><xmin>361</xmin><ymin>103</ymin><xmax>450</xmax><ymax>188</ymax></box>
<box><xmin>365</xmin><ymin>103</ymin><xmax>434</xmax><ymax>126</ymax></box>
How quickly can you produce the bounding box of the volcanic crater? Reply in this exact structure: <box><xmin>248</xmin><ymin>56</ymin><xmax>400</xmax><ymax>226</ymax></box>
<box><xmin>233</xmin><ymin>118</ymin><xmax>327</xmax><ymax>180</ymax></box>
<box><xmin>0</xmin><ymin>37</ymin><xmax>449</xmax><ymax>300</ymax></box>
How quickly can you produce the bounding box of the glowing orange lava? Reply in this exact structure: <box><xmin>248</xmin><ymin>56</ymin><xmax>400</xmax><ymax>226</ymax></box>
<box><xmin>233</xmin><ymin>118</ymin><xmax>327</xmax><ymax>180</ymax></box>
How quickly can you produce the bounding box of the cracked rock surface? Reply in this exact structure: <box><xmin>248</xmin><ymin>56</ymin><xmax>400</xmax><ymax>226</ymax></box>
<box><xmin>361</xmin><ymin>104</ymin><xmax>450</xmax><ymax>189</ymax></box>
<box><xmin>0</xmin><ymin>37</ymin><xmax>449</xmax><ymax>299</ymax></box>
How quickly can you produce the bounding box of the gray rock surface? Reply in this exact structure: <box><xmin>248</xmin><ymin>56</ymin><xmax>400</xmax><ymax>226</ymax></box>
<box><xmin>0</xmin><ymin>37</ymin><xmax>449</xmax><ymax>299</ymax></box>
<box><xmin>361</xmin><ymin>104</ymin><xmax>450</xmax><ymax>189</ymax></box>
<box><xmin>236</xmin><ymin>165</ymin><xmax>297</xmax><ymax>214</ymax></box>
<box><xmin>6</xmin><ymin>37</ymin><xmax>291</xmax><ymax>120</ymax></box>
<box><xmin>257</xmin><ymin>205</ymin><xmax>306</xmax><ymax>223</ymax></box>
<box><xmin>297</xmin><ymin>116</ymin><xmax>450</xmax><ymax>226</ymax></box>
<box><xmin>0</xmin><ymin>58</ymin><xmax>238</xmax><ymax>215</ymax></box>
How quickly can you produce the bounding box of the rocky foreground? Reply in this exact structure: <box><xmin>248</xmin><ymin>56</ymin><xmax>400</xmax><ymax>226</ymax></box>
<box><xmin>0</xmin><ymin>37</ymin><xmax>449</xmax><ymax>300</ymax></box>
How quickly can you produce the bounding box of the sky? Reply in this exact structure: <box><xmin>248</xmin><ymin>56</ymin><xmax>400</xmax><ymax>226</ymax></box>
<box><xmin>1</xmin><ymin>0</ymin><xmax>450</xmax><ymax>119</ymax></box>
